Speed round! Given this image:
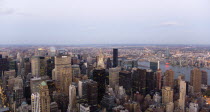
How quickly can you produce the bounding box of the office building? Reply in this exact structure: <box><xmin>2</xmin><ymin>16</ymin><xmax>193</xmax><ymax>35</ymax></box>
<box><xmin>164</xmin><ymin>69</ymin><xmax>174</xmax><ymax>88</ymax></box>
<box><xmin>87</xmin><ymin>80</ymin><xmax>98</xmax><ymax>106</ymax></box>
<box><xmin>109</xmin><ymin>67</ymin><xmax>121</xmax><ymax>89</ymax></box>
<box><xmin>68</xmin><ymin>84</ymin><xmax>77</xmax><ymax>112</ymax></box>
<box><xmin>178</xmin><ymin>80</ymin><xmax>186</xmax><ymax>111</ymax></box>
<box><xmin>61</xmin><ymin>66</ymin><xmax>72</xmax><ymax>95</ymax></box>
<box><xmin>31</xmin><ymin>92</ymin><xmax>40</xmax><ymax>112</ymax></box>
<box><xmin>113</xmin><ymin>49</ymin><xmax>118</xmax><ymax>67</ymax></box>
<box><xmin>150</xmin><ymin>61</ymin><xmax>159</xmax><ymax>72</ymax></box>
<box><xmin>119</xmin><ymin>71</ymin><xmax>132</xmax><ymax>95</ymax></box>
<box><xmin>190</xmin><ymin>68</ymin><xmax>201</xmax><ymax>93</ymax></box>
<box><xmin>201</xmin><ymin>70</ymin><xmax>208</xmax><ymax>85</ymax></box>
<box><xmin>39</xmin><ymin>81</ymin><xmax>50</xmax><ymax>112</ymax></box>
<box><xmin>132</xmin><ymin>68</ymin><xmax>147</xmax><ymax>95</ymax></box>
<box><xmin>162</xmin><ymin>86</ymin><xmax>173</xmax><ymax>104</ymax></box>
<box><xmin>156</xmin><ymin>69</ymin><xmax>162</xmax><ymax>90</ymax></box>
<box><xmin>31</xmin><ymin>56</ymin><xmax>46</xmax><ymax>77</ymax></box>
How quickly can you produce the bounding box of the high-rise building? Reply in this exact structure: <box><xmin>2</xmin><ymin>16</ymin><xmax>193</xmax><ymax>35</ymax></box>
<box><xmin>166</xmin><ymin>102</ymin><xmax>174</xmax><ymax>112</ymax></box>
<box><xmin>150</xmin><ymin>61</ymin><xmax>159</xmax><ymax>72</ymax></box>
<box><xmin>132</xmin><ymin>68</ymin><xmax>147</xmax><ymax>95</ymax></box>
<box><xmin>113</xmin><ymin>49</ymin><xmax>118</xmax><ymax>67</ymax></box>
<box><xmin>46</xmin><ymin>57</ymin><xmax>54</xmax><ymax>78</ymax></box>
<box><xmin>164</xmin><ymin>69</ymin><xmax>174</xmax><ymax>88</ymax></box>
<box><xmin>109</xmin><ymin>67</ymin><xmax>121</xmax><ymax>89</ymax></box>
<box><xmin>68</xmin><ymin>84</ymin><xmax>77</xmax><ymax>112</ymax></box>
<box><xmin>146</xmin><ymin>69</ymin><xmax>156</xmax><ymax>94</ymax></box>
<box><xmin>106</xmin><ymin>58</ymin><xmax>112</xmax><ymax>69</ymax></box>
<box><xmin>119</xmin><ymin>71</ymin><xmax>132</xmax><ymax>95</ymax></box>
<box><xmin>72</xmin><ymin>64</ymin><xmax>81</xmax><ymax>77</ymax></box>
<box><xmin>61</xmin><ymin>66</ymin><xmax>72</xmax><ymax>95</ymax></box>
<box><xmin>190</xmin><ymin>68</ymin><xmax>201</xmax><ymax>93</ymax></box>
<box><xmin>87</xmin><ymin>80</ymin><xmax>98</xmax><ymax>106</ymax></box>
<box><xmin>54</xmin><ymin>55</ymin><xmax>71</xmax><ymax>90</ymax></box>
<box><xmin>178</xmin><ymin>80</ymin><xmax>186</xmax><ymax>111</ymax></box>
<box><xmin>156</xmin><ymin>69</ymin><xmax>162</xmax><ymax>91</ymax></box>
<box><xmin>24</xmin><ymin>58</ymin><xmax>31</xmax><ymax>77</ymax></box>
<box><xmin>31</xmin><ymin>92</ymin><xmax>40</xmax><ymax>112</ymax></box>
<box><xmin>39</xmin><ymin>81</ymin><xmax>50</xmax><ymax>112</ymax></box>
<box><xmin>201</xmin><ymin>70</ymin><xmax>208</xmax><ymax>85</ymax></box>
<box><xmin>162</xmin><ymin>86</ymin><xmax>173</xmax><ymax>104</ymax></box>
<box><xmin>31</xmin><ymin>56</ymin><xmax>46</xmax><ymax>77</ymax></box>
<box><xmin>93</xmin><ymin>68</ymin><xmax>106</xmax><ymax>103</ymax></box>
<box><xmin>101</xmin><ymin>93</ymin><xmax>116</xmax><ymax>111</ymax></box>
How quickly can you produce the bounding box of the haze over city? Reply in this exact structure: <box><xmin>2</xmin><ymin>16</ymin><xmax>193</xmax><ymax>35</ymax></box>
<box><xmin>0</xmin><ymin>0</ymin><xmax>210</xmax><ymax>45</ymax></box>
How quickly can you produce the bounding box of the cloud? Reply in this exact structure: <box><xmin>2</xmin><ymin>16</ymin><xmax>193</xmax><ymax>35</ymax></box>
<box><xmin>160</xmin><ymin>21</ymin><xmax>182</xmax><ymax>27</ymax></box>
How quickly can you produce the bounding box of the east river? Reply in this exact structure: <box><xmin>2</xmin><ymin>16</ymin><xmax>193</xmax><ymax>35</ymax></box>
<box><xmin>138</xmin><ymin>61</ymin><xmax>210</xmax><ymax>85</ymax></box>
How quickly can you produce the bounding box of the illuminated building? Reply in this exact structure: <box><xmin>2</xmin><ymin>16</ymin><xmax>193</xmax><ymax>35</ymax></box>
<box><xmin>190</xmin><ymin>68</ymin><xmax>201</xmax><ymax>93</ymax></box>
<box><xmin>96</xmin><ymin>49</ymin><xmax>105</xmax><ymax>69</ymax></box>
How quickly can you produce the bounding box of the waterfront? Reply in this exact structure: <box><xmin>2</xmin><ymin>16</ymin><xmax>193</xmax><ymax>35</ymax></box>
<box><xmin>139</xmin><ymin>61</ymin><xmax>210</xmax><ymax>85</ymax></box>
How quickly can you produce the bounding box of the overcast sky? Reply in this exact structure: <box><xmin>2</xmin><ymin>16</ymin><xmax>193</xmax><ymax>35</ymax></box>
<box><xmin>0</xmin><ymin>0</ymin><xmax>210</xmax><ymax>45</ymax></box>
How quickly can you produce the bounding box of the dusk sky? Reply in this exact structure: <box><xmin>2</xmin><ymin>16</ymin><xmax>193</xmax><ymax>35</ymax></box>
<box><xmin>0</xmin><ymin>0</ymin><xmax>210</xmax><ymax>45</ymax></box>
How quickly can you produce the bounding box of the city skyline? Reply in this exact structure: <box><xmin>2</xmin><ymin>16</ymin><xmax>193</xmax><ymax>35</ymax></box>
<box><xmin>0</xmin><ymin>0</ymin><xmax>210</xmax><ymax>45</ymax></box>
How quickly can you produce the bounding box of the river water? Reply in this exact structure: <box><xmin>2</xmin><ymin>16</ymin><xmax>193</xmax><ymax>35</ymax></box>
<box><xmin>138</xmin><ymin>61</ymin><xmax>210</xmax><ymax>85</ymax></box>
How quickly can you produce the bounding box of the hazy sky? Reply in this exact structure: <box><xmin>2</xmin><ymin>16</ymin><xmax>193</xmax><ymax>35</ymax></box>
<box><xmin>0</xmin><ymin>0</ymin><xmax>210</xmax><ymax>45</ymax></box>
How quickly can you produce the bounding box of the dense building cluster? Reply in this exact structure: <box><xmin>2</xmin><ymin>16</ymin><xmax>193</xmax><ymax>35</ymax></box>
<box><xmin>0</xmin><ymin>45</ymin><xmax>210</xmax><ymax>112</ymax></box>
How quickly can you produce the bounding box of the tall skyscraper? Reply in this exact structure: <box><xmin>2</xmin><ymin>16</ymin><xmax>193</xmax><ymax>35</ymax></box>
<box><xmin>87</xmin><ymin>80</ymin><xmax>98</xmax><ymax>106</ymax></box>
<box><xmin>54</xmin><ymin>55</ymin><xmax>71</xmax><ymax>90</ymax></box>
<box><xmin>156</xmin><ymin>69</ymin><xmax>162</xmax><ymax>91</ymax></box>
<box><xmin>146</xmin><ymin>69</ymin><xmax>156</xmax><ymax>94</ymax></box>
<box><xmin>190</xmin><ymin>68</ymin><xmax>201</xmax><ymax>93</ymax></box>
<box><xmin>68</xmin><ymin>84</ymin><xmax>77</xmax><ymax>112</ymax></box>
<box><xmin>93</xmin><ymin>68</ymin><xmax>106</xmax><ymax>103</ymax></box>
<box><xmin>61</xmin><ymin>66</ymin><xmax>72</xmax><ymax>95</ymax></box>
<box><xmin>132</xmin><ymin>68</ymin><xmax>147</xmax><ymax>95</ymax></box>
<box><xmin>162</xmin><ymin>86</ymin><xmax>173</xmax><ymax>104</ymax></box>
<box><xmin>119</xmin><ymin>71</ymin><xmax>132</xmax><ymax>95</ymax></box>
<box><xmin>113</xmin><ymin>49</ymin><xmax>118</xmax><ymax>67</ymax></box>
<box><xmin>31</xmin><ymin>92</ymin><xmax>40</xmax><ymax>112</ymax></box>
<box><xmin>106</xmin><ymin>58</ymin><xmax>112</xmax><ymax>69</ymax></box>
<box><xmin>201</xmin><ymin>70</ymin><xmax>208</xmax><ymax>85</ymax></box>
<box><xmin>178</xmin><ymin>80</ymin><xmax>186</xmax><ymax>111</ymax></box>
<box><xmin>31</xmin><ymin>56</ymin><xmax>46</xmax><ymax>77</ymax></box>
<box><xmin>164</xmin><ymin>69</ymin><xmax>174</xmax><ymax>88</ymax></box>
<box><xmin>109</xmin><ymin>67</ymin><xmax>121</xmax><ymax>89</ymax></box>
<box><xmin>39</xmin><ymin>81</ymin><xmax>50</xmax><ymax>112</ymax></box>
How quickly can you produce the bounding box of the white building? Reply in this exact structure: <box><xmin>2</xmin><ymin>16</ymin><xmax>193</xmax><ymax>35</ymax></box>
<box><xmin>189</xmin><ymin>102</ymin><xmax>199</xmax><ymax>112</ymax></box>
<box><xmin>31</xmin><ymin>92</ymin><xmax>40</xmax><ymax>112</ymax></box>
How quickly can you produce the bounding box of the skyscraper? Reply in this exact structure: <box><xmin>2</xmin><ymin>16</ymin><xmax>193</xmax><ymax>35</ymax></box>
<box><xmin>31</xmin><ymin>56</ymin><xmax>46</xmax><ymax>77</ymax></box>
<box><xmin>96</xmin><ymin>50</ymin><xmax>105</xmax><ymax>69</ymax></box>
<box><xmin>31</xmin><ymin>92</ymin><xmax>40</xmax><ymax>112</ymax></box>
<box><xmin>162</xmin><ymin>86</ymin><xmax>173</xmax><ymax>104</ymax></box>
<box><xmin>61</xmin><ymin>66</ymin><xmax>72</xmax><ymax>95</ymax></box>
<box><xmin>54</xmin><ymin>55</ymin><xmax>71</xmax><ymax>90</ymax></box>
<box><xmin>109</xmin><ymin>67</ymin><xmax>121</xmax><ymax>89</ymax></box>
<box><xmin>68</xmin><ymin>84</ymin><xmax>77</xmax><ymax>112</ymax></box>
<box><xmin>146</xmin><ymin>69</ymin><xmax>156</xmax><ymax>94</ymax></box>
<box><xmin>201</xmin><ymin>70</ymin><xmax>208</xmax><ymax>85</ymax></box>
<box><xmin>93</xmin><ymin>68</ymin><xmax>106</xmax><ymax>103</ymax></box>
<box><xmin>113</xmin><ymin>49</ymin><xmax>118</xmax><ymax>67</ymax></box>
<box><xmin>150</xmin><ymin>61</ymin><xmax>159</xmax><ymax>72</ymax></box>
<box><xmin>178</xmin><ymin>80</ymin><xmax>186</xmax><ymax>111</ymax></box>
<box><xmin>164</xmin><ymin>69</ymin><xmax>174</xmax><ymax>88</ymax></box>
<box><xmin>87</xmin><ymin>80</ymin><xmax>98</xmax><ymax>106</ymax></box>
<box><xmin>190</xmin><ymin>68</ymin><xmax>201</xmax><ymax>93</ymax></box>
<box><xmin>119</xmin><ymin>71</ymin><xmax>132</xmax><ymax>95</ymax></box>
<box><xmin>156</xmin><ymin>69</ymin><xmax>162</xmax><ymax>91</ymax></box>
<box><xmin>39</xmin><ymin>81</ymin><xmax>50</xmax><ymax>112</ymax></box>
<box><xmin>132</xmin><ymin>68</ymin><xmax>147</xmax><ymax>95</ymax></box>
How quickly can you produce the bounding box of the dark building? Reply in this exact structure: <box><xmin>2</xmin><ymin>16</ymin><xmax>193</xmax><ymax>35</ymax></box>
<box><xmin>9</xmin><ymin>60</ymin><xmax>18</xmax><ymax>75</ymax></box>
<box><xmin>87</xmin><ymin>80</ymin><xmax>98</xmax><ymax>106</ymax></box>
<box><xmin>13</xmin><ymin>88</ymin><xmax>24</xmax><ymax>107</ymax></box>
<box><xmin>150</xmin><ymin>61</ymin><xmax>159</xmax><ymax>72</ymax></box>
<box><xmin>93</xmin><ymin>69</ymin><xmax>106</xmax><ymax>103</ymax></box>
<box><xmin>201</xmin><ymin>70</ymin><xmax>208</xmax><ymax>85</ymax></box>
<box><xmin>0</xmin><ymin>56</ymin><xmax>9</xmax><ymax>77</ymax></box>
<box><xmin>24</xmin><ymin>58</ymin><xmax>31</xmax><ymax>77</ymax></box>
<box><xmin>156</xmin><ymin>69</ymin><xmax>162</xmax><ymax>91</ymax></box>
<box><xmin>119</xmin><ymin>71</ymin><xmax>132</xmax><ymax>95</ymax></box>
<box><xmin>113</xmin><ymin>49</ymin><xmax>118</xmax><ymax>67</ymax></box>
<box><xmin>101</xmin><ymin>93</ymin><xmax>116</xmax><ymax>111</ymax></box>
<box><xmin>132</xmin><ymin>69</ymin><xmax>147</xmax><ymax>95</ymax></box>
<box><xmin>146</xmin><ymin>69</ymin><xmax>156</xmax><ymax>95</ymax></box>
<box><xmin>46</xmin><ymin>80</ymin><xmax>56</xmax><ymax>101</ymax></box>
<box><xmin>106</xmin><ymin>58</ymin><xmax>112</xmax><ymax>69</ymax></box>
<box><xmin>46</xmin><ymin>57</ymin><xmax>55</xmax><ymax>78</ymax></box>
